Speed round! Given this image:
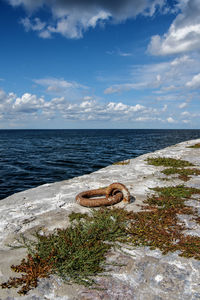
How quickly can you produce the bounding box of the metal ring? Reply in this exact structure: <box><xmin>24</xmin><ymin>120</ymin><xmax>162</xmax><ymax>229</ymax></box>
<box><xmin>76</xmin><ymin>182</ymin><xmax>130</xmax><ymax>207</ymax></box>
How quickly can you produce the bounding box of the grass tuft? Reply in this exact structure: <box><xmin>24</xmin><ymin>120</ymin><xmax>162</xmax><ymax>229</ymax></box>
<box><xmin>147</xmin><ymin>157</ymin><xmax>194</xmax><ymax>167</ymax></box>
<box><xmin>146</xmin><ymin>185</ymin><xmax>200</xmax><ymax>209</ymax></box>
<box><xmin>161</xmin><ymin>167</ymin><xmax>200</xmax><ymax>181</ymax></box>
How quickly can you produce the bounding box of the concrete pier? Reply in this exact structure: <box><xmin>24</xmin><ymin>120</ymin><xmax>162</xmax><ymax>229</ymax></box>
<box><xmin>0</xmin><ymin>138</ymin><xmax>200</xmax><ymax>300</ymax></box>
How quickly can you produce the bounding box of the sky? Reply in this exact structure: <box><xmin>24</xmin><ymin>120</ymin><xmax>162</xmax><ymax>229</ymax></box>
<box><xmin>0</xmin><ymin>0</ymin><xmax>200</xmax><ymax>129</ymax></box>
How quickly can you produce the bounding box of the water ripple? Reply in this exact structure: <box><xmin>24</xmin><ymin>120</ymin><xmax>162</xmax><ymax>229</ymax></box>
<box><xmin>0</xmin><ymin>129</ymin><xmax>200</xmax><ymax>200</ymax></box>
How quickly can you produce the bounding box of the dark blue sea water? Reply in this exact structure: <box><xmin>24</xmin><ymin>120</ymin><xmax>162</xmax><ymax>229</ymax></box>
<box><xmin>0</xmin><ymin>129</ymin><xmax>200</xmax><ymax>200</ymax></box>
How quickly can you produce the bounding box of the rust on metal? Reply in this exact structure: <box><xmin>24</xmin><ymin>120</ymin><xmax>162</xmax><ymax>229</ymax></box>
<box><xmin>76</xmin><ymin>182</ymin><xmax>130</xmax><ymax>207</ymax></box>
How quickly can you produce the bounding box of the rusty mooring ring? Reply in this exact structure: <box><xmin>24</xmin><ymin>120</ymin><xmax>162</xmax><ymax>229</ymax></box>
<box><xmin>76</xmin><ymin>182</ymin><xmax>130</xmax><ymax>207</ymax></box>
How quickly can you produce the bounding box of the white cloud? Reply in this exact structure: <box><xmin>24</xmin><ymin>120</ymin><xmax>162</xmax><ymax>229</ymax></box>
<box><xmin>162</xmin><ymin>104</ymin><xmax>168</xmax><ymax>111</ymax></box>
<box><xmin>80</xmin><ymin>101</ymin><xmax>95</xmax><ymax>108</ymax></box>
<box><xmin>167</xmin><ymin>117</ymin><xmax>176</xmax><ymax>123</ymax></box>
<box><xmin>83</xmin><ymin>96</ymin><xmax>93</xmax><ymax>101</ymax></box>
<box><xmin>0</xmin><ymin>90</ymin><xmax>16</xmax><ymax>116</ymax></box>
<box><xmin>13</xmin><ymin>93</ymin><xmax>44</xmax><ymax>113</ymax></box>
<box><xmin>46</xmin><ymin>11</ymin><xmax>111</xmax><ymax>39</ymax></box>
<box><xmin>181</xmin><ymin>111</ymin><xmax>190</xmax><ymax>116</ymax></box>
<box><xmin>135</xmin><ymin>116</ymin><xmax>162</xmax><ymax>122</ymax></box>
<box><xmin>106</xmin><ymin>49</ymin><xmax>133</xmax><ymax>57</ymax></box>
<box><xmin>57</xmin><ymin>100</ymin><xmax>152</xmax><ymax>122</ymax></box>
<box><xmin>104</xmin><ymin>82</ymin><xmax>148</xmax><ymax>94</ymax></box>
<box><xmin>20</xmin><ymin>17</ymin><xmax>46</xmax><ymax>32</ymax></box>
<box><xmin>0</xmin><ymin>87</ymin><xmax>164</xmax><ymax>126</ymax></box>
<box><xmin>170</xmin><ymin>55</ymin><xmax>193</xmax><ymax>66</ymax></box>
<box><xmin>106</xmin><ymin>102</ymin><xmax>145</xmax><ymax>112</ymax></box>
<box><xmin>180</xmin><ymin>111</ymin><xmax>200</xmax><ymax>121</ymax></box>
<box><xmin>119</xmin><ymin>52</ymin><xmax>132</xmax><ymax>57</ymax></box>
<box><xmin>0</xmin><ymin>86</ymin><xmax>198</xmax><ymax>127</ymax></box>
<box><xmin>107</xmin><ymin>102</ymin><xmax>127</xmax><ymax>111</ymax></box>
<box><xmin>186</xmin><ymin>73</ymin><xmax>200</xmax><ymax>89</ymax></box>
<box><xmin>130</xmin><ymin>104</ymin><xmax>145</xmax><ymax>112</ymax></box>
<box><xmin>38</xmin><ymin>30</ymin><xmax>51</xmax><ymax>39</ymax></box>
<box><xmin>0</xmin><ymin>89</ymin><xmax>6</xmax><ymax>101</ymax></box>
<box><xmin>34</xmin><ymin>77</ymin><xmax>88</xmax><ymax>94</ymax></box>
<box><xmin>148</xmin><ymin>0</ymin><xmax>200</xmax><ymax>55</ymax></box>
<box><xmin>104</xmin><ymin>54</ymin><xmax>200</xmax><ymax>94</ymax></box>
<box><xmin>179</xmin><ymin>102</ymin><xmax>187</xmax><ymax>108</ymax></box>
<box><xmin>7</xmin><ymin>0</ymin><xmax>166</xmax><ymax>39</ymax></box>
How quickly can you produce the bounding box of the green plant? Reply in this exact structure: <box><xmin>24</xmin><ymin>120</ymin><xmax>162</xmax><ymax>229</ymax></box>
<box><xmin>127</xmin><ymin>185</ymin><xmax>200</xmax><ymax>257</ymax></box>
<box><xmin>147</xmin><ymin>157</ymin><xmax>194</xmax><ymax>167</ymax></box>
<box><xmin>1</xmin><ymin>187</ymin><xmax>200</xmax><ymax>295</ymax></box>
<box><xmin>146</xmin><ymin>185</ymin><xmax>200</xmax><ymax>208</ymax></box>
<box><xmin>1</xmin><ymin>208</ymin><xmax>128</xmax><ymax>295</ymax></box>
<box><xmin>161</xmin><ymin>167</ymin><xmax>200</xmax><ymax>181</ymax></box>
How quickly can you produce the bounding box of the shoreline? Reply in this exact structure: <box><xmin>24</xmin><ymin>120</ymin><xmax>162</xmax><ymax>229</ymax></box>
<box><xmin>0</xmin><ymin>138</ymin><xmax>200</xmax><ymax>299</ymax></box>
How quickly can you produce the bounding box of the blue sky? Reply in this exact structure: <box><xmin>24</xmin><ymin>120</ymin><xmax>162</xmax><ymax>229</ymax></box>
<box><xmin>0</xmin><ymin>0</ymin><xmax>200</xmax><ymax>129</ymax></box>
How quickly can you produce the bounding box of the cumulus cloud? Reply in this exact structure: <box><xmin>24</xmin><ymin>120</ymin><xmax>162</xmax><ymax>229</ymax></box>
<box><xmin>57</xmin><ymin>100</ymin><xmax>149</xmax><ymax>121</ymax></box>
<box><xmin>0</xmin><ymin>89</ymin><xmax>16</xmax><ymax>117</ymax></box>
<box><xmin>186</xmin><ymin>73</ymin><xmax>200</xmax><ymax>89</ymax></box>
<box><xmin>167</xmin><ymin>117</ymin><xmax>176</xmax><ymax>123</ymax></box>
<box><xmin>181</xmin><ymin>110</ymin><xmax>200</xmax><ymax>118</ymax></box>
<box><xmin>106</xmin><ymin>102</ymin><xmax>145</xmax><ymax>112</ymax></box>
<box><xmin>0</xmin><ymin>87</ymin><xmax>164</xmax><ymax>126</ymax></box>
<box><xmin>7</xmin><ymin>0</ymin><xmax>165</xmax><ymax>39</ymax></box>
<box><xmin>13</xmin><ymin>93</ymin><xmax>44</xmax><ymax>113</ymax></box>
<box><xmin>181</xmin><ymin>111</ymin><xmax>190</xmax><ymax>116</ymax></box>
<box><xmin>0</xmin><ymin>89</ymin><xmax>46</xmax><ymax>123</ymax></box>
<box><xmin>148</xmin><ymin>0</ymin><xmax>200</xmax><ymax>55</ymax></box>
<box><xmin>0</xmin><ymin>87</ymin><xmax>198</xmax><ymax>127</ymax></box>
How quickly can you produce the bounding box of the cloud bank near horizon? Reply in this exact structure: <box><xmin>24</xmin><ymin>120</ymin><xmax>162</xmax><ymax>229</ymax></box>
<box><xmin>0</xmin><ymin>80</ymin><xmax>198</xmax><ymax>128</ymax></box>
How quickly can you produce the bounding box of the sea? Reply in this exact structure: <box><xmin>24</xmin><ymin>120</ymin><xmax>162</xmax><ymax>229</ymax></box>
<box><xmin>0</xmin><ymin>129</ymin><xmax>200</xmax><ymax>200</ymax></box>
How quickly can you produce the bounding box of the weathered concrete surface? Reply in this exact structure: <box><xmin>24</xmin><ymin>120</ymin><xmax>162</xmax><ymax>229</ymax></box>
<box><xmin>0</xmin><ymin>138</ymin><xmax>200</xmax><ymax>300</ymax></box>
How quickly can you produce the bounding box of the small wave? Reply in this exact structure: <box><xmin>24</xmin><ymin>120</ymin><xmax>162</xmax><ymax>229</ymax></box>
<box><xmin>0</xmin><ymin>129</ymin><xmax>200</xmax><ymax>200</ymax></box>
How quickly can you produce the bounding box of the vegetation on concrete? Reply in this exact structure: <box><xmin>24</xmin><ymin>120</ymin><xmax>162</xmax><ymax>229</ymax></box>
<box><xmin>128</xmin><ymin>184</ymin><xmax>200</xmax><ymax>258</ymax></box>
<box><xmin>147</xmin><ymin>156</ymin><xmax>200</xmax><ymax>181</ymax></box>
<box><xmin>188</xmin><ymin>143</ymin><xmax>200</xmax><ymax>149</ymax></box>
<box><xmin>146</xmin><ymin>185</ymin><xmax>195</xmax><ymax>208</ymax></box>
<box><xmin>1</xmin><ymin>183</ymin><xmax>200</xmax><ymax>295</ymax></box>
<box><xmin>161</xmin><ymin>167</ymin><xmax>200</xmax><ymax>181</ymax></box>
<box><xmin>1</xmin><ymin>208</ymin><xmax>129</xmax><ymax>295</ymax></box>
<box><xmin>147</xmin><ymin>157</ymin><xmax>194</xmax><ymax>167</ymax></box>
<box><xmin>113</xmin><ymin>159</ymin><xmax>130</xmax><ymax>165</ymax></box>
